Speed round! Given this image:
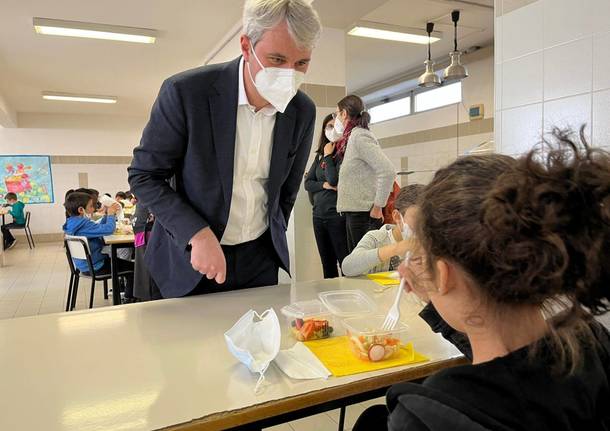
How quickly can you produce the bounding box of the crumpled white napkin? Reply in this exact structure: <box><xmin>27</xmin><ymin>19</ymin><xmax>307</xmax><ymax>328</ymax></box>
<box><xmin>274</xmin><ymin>342</ymin><xmax>331</xmax><ymax>380</ymax></box>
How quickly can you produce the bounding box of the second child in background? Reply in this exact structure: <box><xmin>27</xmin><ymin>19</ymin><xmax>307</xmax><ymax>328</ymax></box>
<box><xmin>305</xmin><ymin>113</ymin><xmax>349</xmax><ymax>279</ymax></box>
<box><xmin>334</xmin><ymin>95</ymin><xmax>396</xmax><ymax>252</ymax></box>
<box><xmin>1</xmin><ymin>192</ymin><xmax>26</xmax><ymax>250</ymax></box>
<box><xmin>63</xmin><ymin>192</ymin><xmax>134</xmax><ymax>299</ymax></box>
<box><xmin>342</xmin><ymin>185</ymin><xmax>423</xmax><ymax>277</ymax></box>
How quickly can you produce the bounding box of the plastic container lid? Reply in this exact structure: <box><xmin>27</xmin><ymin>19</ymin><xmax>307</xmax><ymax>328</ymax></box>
<box><xmin>280</xmin><ymin>299</ymin><xmax>330</xmax><ymax>319</ymax></box>
<box><xmin>342</xmin><ymin>315</ymin><xmax>409</xmax><ymax>336</ymax></box>
<box><xmin>318</xmin><ymin>290</ymin><xmax>377</xmax><ymax>318</ymax></box>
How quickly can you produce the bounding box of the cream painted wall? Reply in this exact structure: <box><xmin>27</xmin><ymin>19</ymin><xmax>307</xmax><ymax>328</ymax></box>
<box><xmin>495</xmin><ymin>0</ymin><xmax>610</xmax><ymax>156</ymax></box>
<box><xmin>0</xmin><ymin>113</ymin><xmax>144</xmax><ymax>235</ymax></box>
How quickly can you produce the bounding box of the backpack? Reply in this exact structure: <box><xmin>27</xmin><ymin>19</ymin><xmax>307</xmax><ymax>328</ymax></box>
<box><xmin>382</xmin><ymin>181</ymin><xmax>402</xmax><ymax>224</ymax></box>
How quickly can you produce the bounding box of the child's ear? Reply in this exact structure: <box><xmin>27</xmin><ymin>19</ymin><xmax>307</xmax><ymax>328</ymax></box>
<box><xmin>77</xmin><ymin>206</ymin><xmax>85</xmax><ymax>215</ymax></box>
<box><xmin>392</xmin><ymin>209</ymin><xmax>401</xmax><ymax>225</ymax></box>
<box><xmin>435</xmin><ymin>259</ymin><xmax>452</xmax><ymax>295</ymax></box>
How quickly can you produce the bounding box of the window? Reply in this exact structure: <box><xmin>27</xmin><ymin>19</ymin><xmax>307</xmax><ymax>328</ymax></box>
<box><xmin>369</xmin><ymin>96</ymin><xmax>411</xmax><ymax>124</ymax></box>
<box><xmin>415</xmin><ymin>82</ymin><xmax>462</xmax><ymax>112</ymax></box>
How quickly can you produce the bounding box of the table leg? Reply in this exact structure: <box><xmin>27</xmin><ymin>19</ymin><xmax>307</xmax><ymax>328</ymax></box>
<box><xmin>338</xmin><ymin>406</ymin><xmax>346</xmax><ymax>431</ymax></box>
<box><xmin>111</xmin><ymin>244</ymin><xmax>121</xmax><ymax>305</ymax></box>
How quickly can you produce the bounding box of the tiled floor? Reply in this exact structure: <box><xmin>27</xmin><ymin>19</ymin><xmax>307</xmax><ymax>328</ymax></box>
<box><xmin>0</xmin><ymin>241</ymin><xmax>385</xmax><ymax>430</ymax></box>
<box><xmin>0</xmin><ymin>240</ymin><xmax>115</xmax><ymax>319</ymax></box>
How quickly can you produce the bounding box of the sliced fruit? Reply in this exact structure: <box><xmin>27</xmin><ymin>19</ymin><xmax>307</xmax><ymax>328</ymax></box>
<box><xmin>301</xmin><ymin>320</ymin><xmax>315</xmax><ymax>339</ymax></box>
<box><xmin>368</xmin><ymin>344</ymin><xmax>386</xmax><ymax>362</ymax></box>
<box><xmin>384</xmin><ymin>345</ymin><xmax>395</xmax><ymax>359</ymax></box>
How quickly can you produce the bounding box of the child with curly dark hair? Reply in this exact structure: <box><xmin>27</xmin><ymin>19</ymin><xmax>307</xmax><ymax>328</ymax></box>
<box><xmin>355</xmin><ymin>126</ymin><xmax>610</xmax><ymax>431</ymax></box>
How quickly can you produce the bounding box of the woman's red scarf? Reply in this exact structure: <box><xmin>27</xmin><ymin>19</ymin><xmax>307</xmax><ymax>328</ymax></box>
<box><xmin>334</xmin><ymin>120</ymin><xmax>357</xmax><ymax>162</ymax></box>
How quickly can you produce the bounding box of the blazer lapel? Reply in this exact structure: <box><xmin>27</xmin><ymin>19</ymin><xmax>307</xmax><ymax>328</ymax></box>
<box><xmin>209</xmin><ymin>57</ymin><xmax>240</xmax><ymax>207</ymax></box>
<box><xmin>269</xmin><ymin>104</ymin><xmax>296</xmax><ymax>199</ymax></box>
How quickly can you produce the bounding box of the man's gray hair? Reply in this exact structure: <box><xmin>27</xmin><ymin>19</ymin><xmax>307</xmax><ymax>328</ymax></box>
<box><xmin>243</xmin><ymin>0</ymin><xmax>322</xmax><ymax>50</ymax></box>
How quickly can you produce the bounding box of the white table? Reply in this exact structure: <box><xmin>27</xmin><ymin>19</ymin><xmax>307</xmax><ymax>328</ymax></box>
<box><xmin>0</xmin><ymin>277</ymin><xmax>465</xmax><ymax>430</ymax></box>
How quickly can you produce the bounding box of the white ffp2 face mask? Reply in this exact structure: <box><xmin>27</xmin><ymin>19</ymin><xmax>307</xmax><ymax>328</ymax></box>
<box><xmin>399</xmin><ymin>213</ymin><xmax>414</xmax><ymax>240</ymax></box>
<box><xmin>247</xmin><ymin>48</ymin><xmax>305</xmax><ymax>113</ymax></box>
<box><xmin>224</xmin><ymin>308</ymin><xmax>281</xmax><ymax>393</ymax></box>
<box><xmin>333</xmin><ymin>115</ymin><xmax>345</xmax><ymax>135</ymax></box>
<box><xmin>325</xmin><ymin>126</ymin><xmax>341</xmax><ymax>143</ymax></box>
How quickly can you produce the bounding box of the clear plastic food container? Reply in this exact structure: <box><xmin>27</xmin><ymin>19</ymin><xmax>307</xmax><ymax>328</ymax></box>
<box><xmin>280</xmin><ymin>299</ymin><xmax>335</xmax><ymax>341</ymax></box>
<box><xmin>342</xmin><ymin>316</ymin><xmax>409</xmax><ymax>362</ymax></box>
<box><xmin>318</xmin><ymin>290</ymin><xmax>377</xmax><ymax>318</ymax></box>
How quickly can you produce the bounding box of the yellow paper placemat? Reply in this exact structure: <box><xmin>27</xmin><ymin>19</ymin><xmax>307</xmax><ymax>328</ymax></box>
<box><xmin>367</xmin><ymin>271</ymin><xmax>400</xmax><ymax>287</ymax></box>
<box><xmin>304</xmin><ymin>336</ymin><xmax>429</xmax><ymax>377</ymax></box>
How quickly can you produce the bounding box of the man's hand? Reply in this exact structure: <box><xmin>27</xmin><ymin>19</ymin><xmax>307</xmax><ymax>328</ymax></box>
<box><xmin>322</xmin><ymin>181</ymin><xmax>337</xmax><ymax>191</ymax></box>
<box><xmin>370</xmin><ymin>205</ymin><xmax>383</xmax><ymax>220</ymax></box>
<box><xmin>190</xmin><ymin>227</ymin><xmax>226</xmax><ymax>284</ymax></box>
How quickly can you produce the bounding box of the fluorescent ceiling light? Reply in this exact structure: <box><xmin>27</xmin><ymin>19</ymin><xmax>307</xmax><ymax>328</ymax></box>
<box><xmin>33</xmin><ymin>17</ymin><xmax>157</xmax><ymax>44</ymax></box>
<box><xmin>348</xmin><ymin>21</ymin><xmax>441</xmax><ymax>44</ymax></box>
<box><xmin>42</xmin><ymin>92</ymin><xmax>117</xmax><ymax>104</ymax></box>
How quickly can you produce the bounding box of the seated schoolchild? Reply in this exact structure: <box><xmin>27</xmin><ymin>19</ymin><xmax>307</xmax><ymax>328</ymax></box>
<box><xmin>341</xmin><ymin>185</ymin><xmax>424</xmax><ymax>276</ymax></box>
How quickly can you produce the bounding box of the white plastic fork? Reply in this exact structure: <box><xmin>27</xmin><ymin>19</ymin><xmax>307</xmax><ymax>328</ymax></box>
<box><xmin>381</xmin><ymin>252</ymin><xmax>410</xmax><ymax>331</ymax></box>
<box><xmin>382</xmin><ymin>278</ymin><xmax>404</xmax><ymax>331</ymax></box>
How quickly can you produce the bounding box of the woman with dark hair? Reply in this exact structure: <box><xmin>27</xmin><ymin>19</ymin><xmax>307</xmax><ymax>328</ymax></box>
<box><xmin>354</xmin><ymin>127</ymin><xmax>610</xmax><ymax>431</ymax></box>
<box><xmin>304</xmin><ymin>113</ymin><xmax>348</xmax><ymax>278</ymax></box>
<box><xmin>334</xmin><ymin>95</ymin><xmax>396</xmax><ymax>252</ymax></box>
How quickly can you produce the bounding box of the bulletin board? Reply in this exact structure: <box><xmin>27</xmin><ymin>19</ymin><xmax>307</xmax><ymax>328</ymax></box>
<box><xmin>0</xmin><ymin>155</ymin><xmax>54</xmax><ymax>204</ymax></box>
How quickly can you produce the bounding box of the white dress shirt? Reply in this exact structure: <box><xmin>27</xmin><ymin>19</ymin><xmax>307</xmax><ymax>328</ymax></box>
<box><xmin>221</xmin><ymin>58</ymin><xmax>277</xmax><ymax>245</ymax></box>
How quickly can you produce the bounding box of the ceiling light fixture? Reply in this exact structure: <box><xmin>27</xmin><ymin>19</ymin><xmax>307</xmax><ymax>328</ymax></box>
<box><xmin>443</xmin><ymin>10</ymin><xmax>469</xmax><ymax>82</ymax></box>
<box><xmin>42</xmin><ymin>92</ymin><xmax>117</xmax><ymax>104</ymax></box>
<box><xmin>33</xmin><ymin>18</ymin><xmax>157</xmax><ymax>44</ymax></box>
<box><xmin>348</xmin><ymin>21</ymin><xmax>441</xmax><ymax>45</ymax></box>
<box><xmin>418</xmin><ymin>22</ymin><xmax>442</xmax><ymax>88</ymax></box>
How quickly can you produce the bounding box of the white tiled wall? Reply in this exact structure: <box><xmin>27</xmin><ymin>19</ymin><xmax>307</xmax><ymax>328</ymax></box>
<box><xmin>497</xmin><ymin>0</ymin><xmax>610</xmax><ymax>154</ymax></box>
<box><xmin>496</xmin><ymin>0</ymin><xmax>610</xmax><ymax>156</ymax></box>
<box><xmin>382</xmin><ymin>132</ymin><xmax>494</xmax><ymax>186</ymax></box>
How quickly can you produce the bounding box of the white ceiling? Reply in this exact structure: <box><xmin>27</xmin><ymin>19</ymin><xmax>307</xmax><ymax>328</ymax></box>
<box><xmin>0</xmin><ymin>0</ymin><xmax>494</xmax><ymax>119</ymax></box>
<box><xmin>0</xmin><ymin>0</ymin><xmax>245</xmax><ymax>117</ymax></box>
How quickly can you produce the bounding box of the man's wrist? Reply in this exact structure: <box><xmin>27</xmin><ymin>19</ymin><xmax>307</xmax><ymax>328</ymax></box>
<box><xmin>189</xmin><ymin>226</ymin><xmax>210</xmax><ymax>245</ymax></box>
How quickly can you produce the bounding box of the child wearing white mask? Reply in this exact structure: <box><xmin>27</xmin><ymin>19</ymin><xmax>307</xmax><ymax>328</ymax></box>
<box><xmin>341</xmin><ymin>185</ymin><xmax>424</xmax><ymax>276</ymax></box>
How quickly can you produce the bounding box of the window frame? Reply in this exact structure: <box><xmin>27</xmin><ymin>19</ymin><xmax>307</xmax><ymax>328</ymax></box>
<box><xmin>368</xmin><ymin>81</ymin><xmax>463</xmax><ymax>125</ymax></box>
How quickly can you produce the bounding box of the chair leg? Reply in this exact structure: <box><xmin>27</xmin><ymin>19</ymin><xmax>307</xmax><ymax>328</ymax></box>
<box><xmin>71</xmin><ymin>275</ymin><xmax>80</xmax><ymax>311</ymax></box>
<box><xmin>28</xmin><ymin>228</ymin><xmax>35</xmax><ymax>248</ymax></box>
<box><xmin>89</xmin><ymin>279</ymin><xmax>96</xmax><ymax>309</ymax></box>
<box><xmin>23</xmin><ymin>230</ymin><xmax>32</xmax><ymax>249</ymax></box>
<box><xmin>103</xmin><ymin>279</ymin><xmax>109</xmax><ymax>300</ymax></box>
<box><xmin>65</xmin><ymin>273</ymin><xmax>74</xmax><ymax>312</ymax></box>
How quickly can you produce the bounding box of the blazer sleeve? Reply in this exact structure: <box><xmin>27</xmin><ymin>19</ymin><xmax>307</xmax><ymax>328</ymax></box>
<box><xmin>128</xmin><ymin>78</ymin><xmax>209</xmax><ymax>249</ymax></box>
<box><xmin>304</xmin><ymin>156</ymin><xmax>324</xmax><ymax>193</ymax></box>
<box><xmin>279</xmin><ymin>111</ymin><xmax>316</xmax><ymax>224</ymax></box>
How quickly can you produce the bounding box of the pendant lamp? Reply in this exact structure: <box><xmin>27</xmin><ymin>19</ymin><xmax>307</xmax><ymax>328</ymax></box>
<box><xmin>443</xmin><ymin>10</ymin><xmax>468</xmax><ymax>82</ymax></box>
<box><xmin>418</xmin><ymin>22</ymin><xmax>442</xmax><ymax>88</ymax></box>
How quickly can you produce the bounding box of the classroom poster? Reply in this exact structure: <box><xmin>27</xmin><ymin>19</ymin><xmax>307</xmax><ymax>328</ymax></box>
<box><xmin>0</xmin><ymin>155</ymin><xmax>54</xmax><ymax>204</ymax></box>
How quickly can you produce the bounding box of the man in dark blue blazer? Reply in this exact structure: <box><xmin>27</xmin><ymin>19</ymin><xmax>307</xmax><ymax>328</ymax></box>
<box><xmin>128</xmin><ymin>0</ymin><xmax>321</xmax><ymax>298</ymax></box>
